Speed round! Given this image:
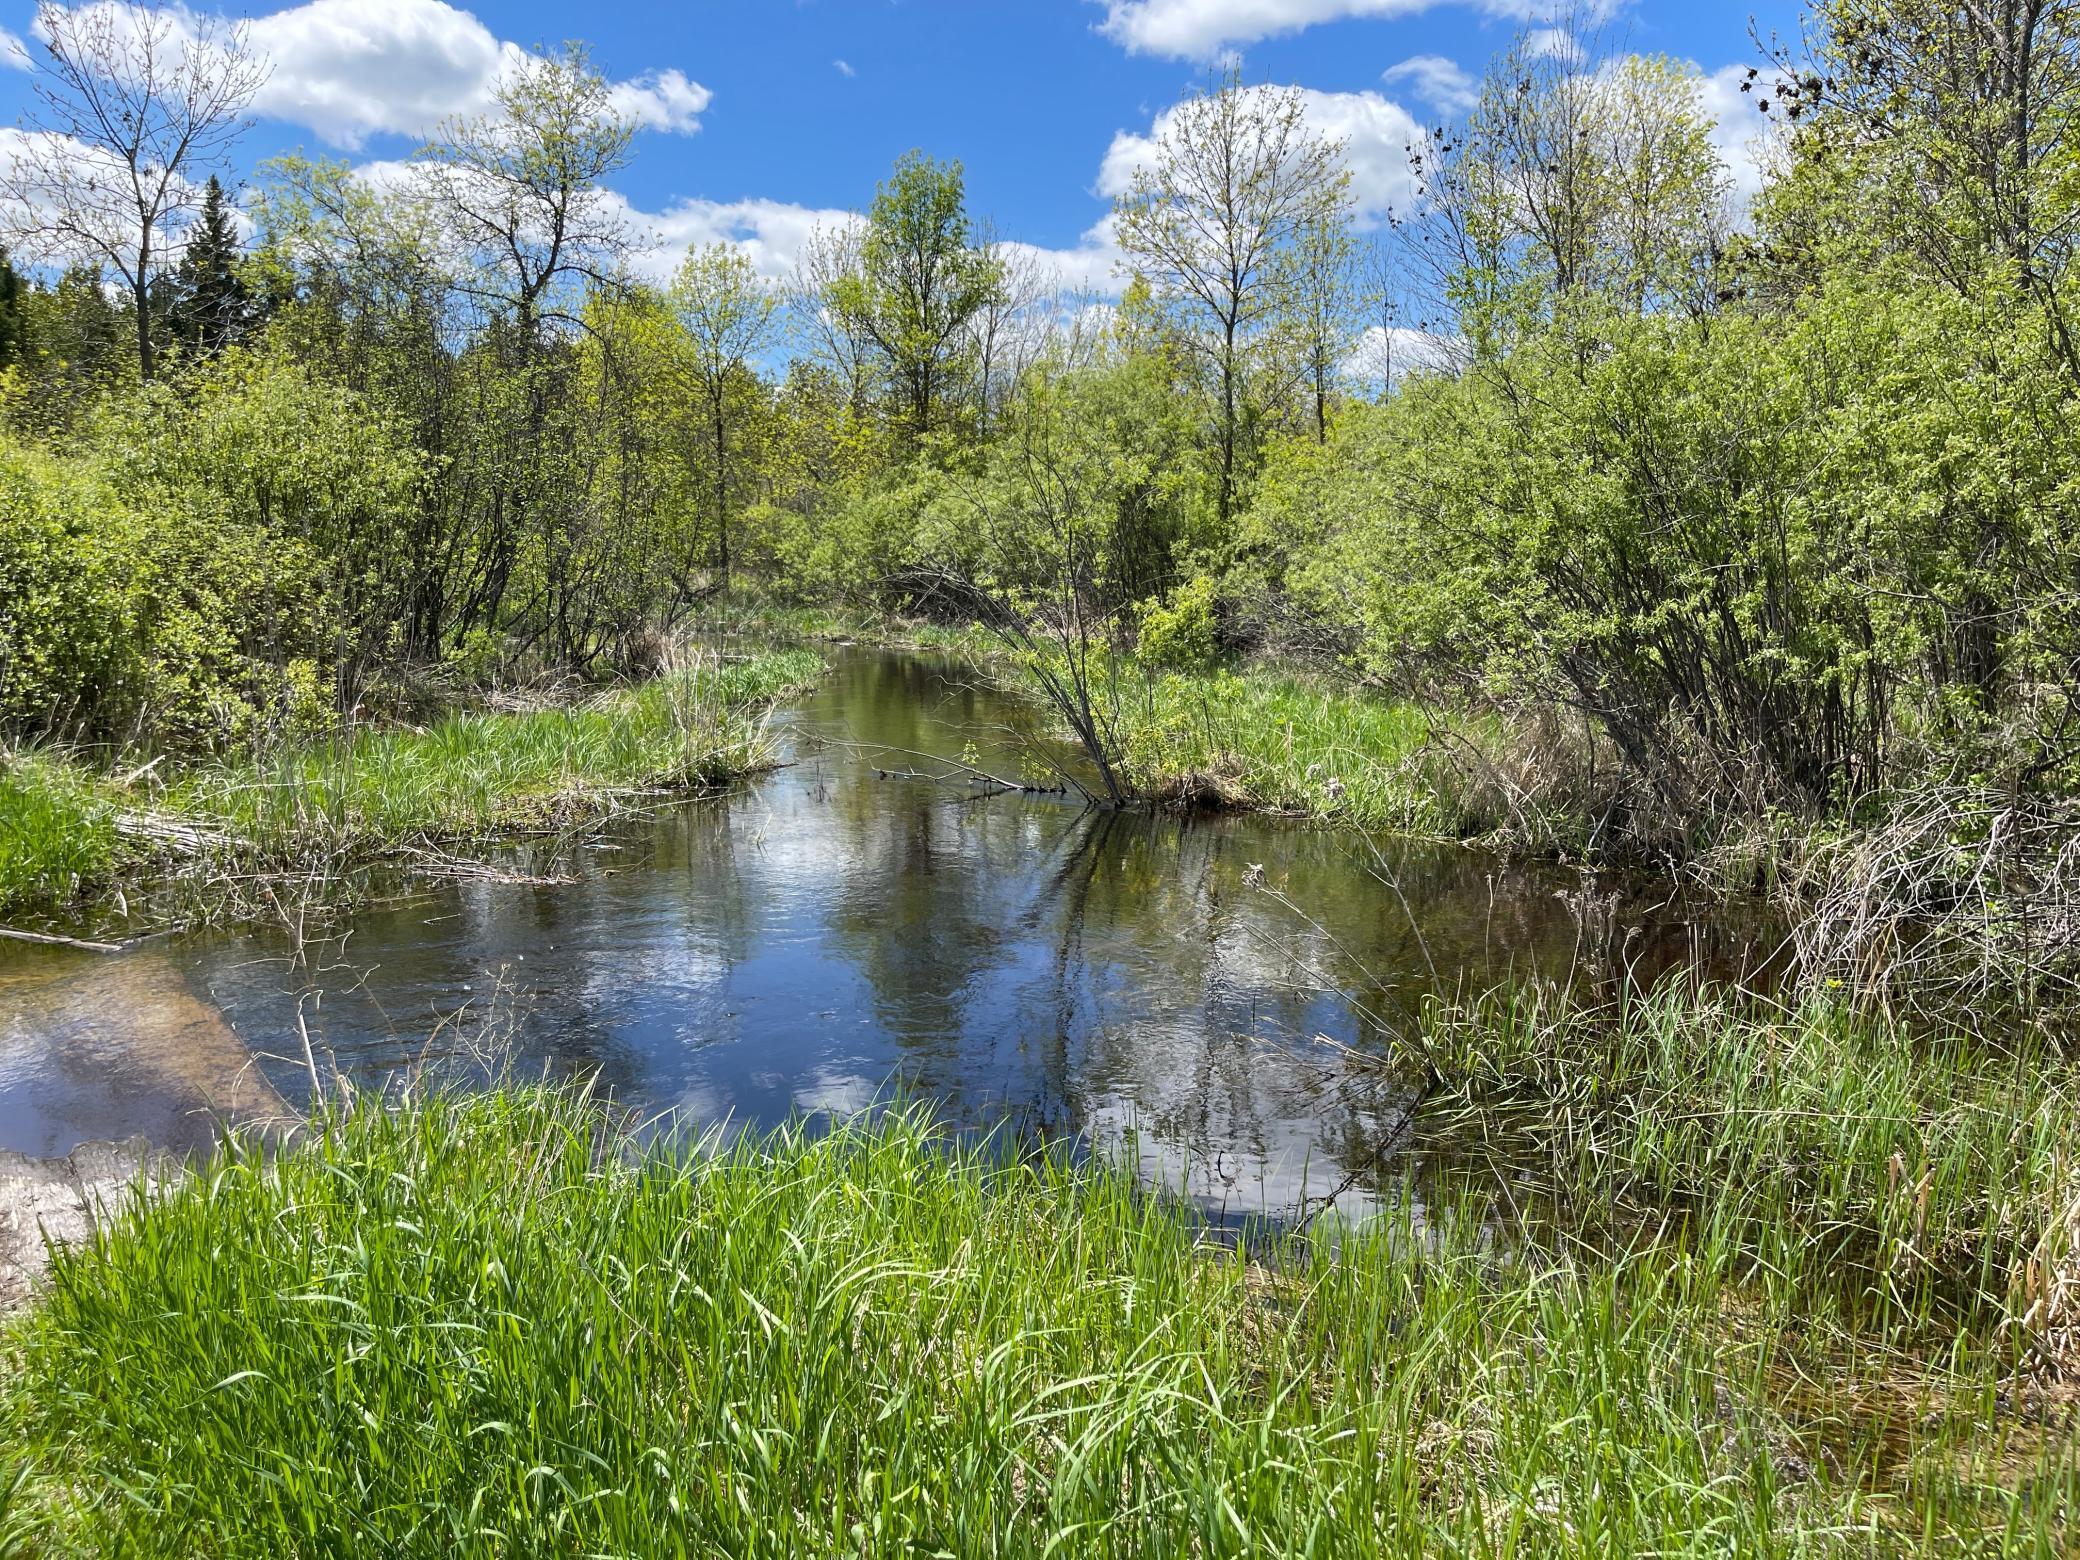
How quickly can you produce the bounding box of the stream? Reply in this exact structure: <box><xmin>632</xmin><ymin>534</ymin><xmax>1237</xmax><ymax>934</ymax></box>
<box><xmin>0</xmin><ymin>648</ymin><xmax>1777</xmax><ymax>1224</ymax></box>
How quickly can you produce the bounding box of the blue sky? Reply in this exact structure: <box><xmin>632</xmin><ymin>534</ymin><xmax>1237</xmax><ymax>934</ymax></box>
<box><xmin>0</xmin><ymin>0</ymin><xmax>1802</xmax><ymax>286</ymax></box>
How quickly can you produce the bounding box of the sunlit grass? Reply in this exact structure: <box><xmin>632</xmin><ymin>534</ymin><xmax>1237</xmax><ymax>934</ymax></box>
<box><xmin>1113</xmin><ymin>667</ymin><xmax>1466</xmax><ymax>832</ymax></box>
<box><xmin>0</xmin><ymin>650</ymin><xmax>821</xmax><ymax>924</ymax></box>
<box><xmin>1407</xmin><ymin>987</ymin><xmax>2080</xmax><ymax>1345</ymax></box>
<box><xmin>0</xmin><ymin>752</ymin><xmax>122</xmax><ymax>919</ymax></box>
<box><xmin>16</xmin><ymin>1080</ymin><xmax>2065</xmax><ymax>1556</ymax></box>
<box><xmin>167</xmin><ymin>649</ymin><xmax>821</xmax><ymax>867</ymax></box>
<box><xmin>2</xmin><ymin>982</ymin><xmax>2074</xmax><ymax>1552</ymax></box>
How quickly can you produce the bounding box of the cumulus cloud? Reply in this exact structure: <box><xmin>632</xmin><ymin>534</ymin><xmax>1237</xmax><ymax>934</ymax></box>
<box><xmin>607</xmin><ymin>68</ymin><xmax>712</xmax><ymax>134</ymax></box>
<box><xmin>1381</xmin><ymin>54</ymin><xmax>1476</xmax><ymax>116</ymax></box>
<box><xmin>1342</xmin><ymin>322</ymin><xmax>1463</xmax><ymax>384</ymax></box>
<box><xmin>1</xmin><ymin>26</ymin><xmax>29</xmax><ymax>69</ymax></box>
<box><xmin>243</xmin><ymin>0</ymin><xmax>518</xmax><ymax>146</ymax></box>
<box><xmin>23</xmin><ymin>0</ymin><xmax>711</xmax><ymax>150</ymax></box>
<box><xmin>618</xmin><ymin>195</ymin><xmax>861</xmax><ymax>283</ymax></box>
<box><xmin>1099</xmin><ymin>85</ymin><xmax>1423</xmax><ymax>222</ymax></box>
<box><xmin>1096</xmin><ymin>0</ymin><xmax>1608</xmax><ymax>60</ymax></box>
<box><xmin>0</xmin><ymin>125</ymin><xmax>228</xmax><ymax>269</ymax></box>
<box><xmin>1523</xmin><ymin>26</ymin><xmax>1582</xmax><ymax>63</ymax></box>
<box><xmin>1005</xmin><ymin>222</ymin><xmax>1125</xmax><ymax>295</ymax></box>
<box><xmin>608</xmin><ymin>194</ymin><xmax>1128</xmax><ymax>301</ymax></box>
<box><xmin>1100</xmin><ymin>0</ymin><xmax>1427</xmax><ymax>58</ymax></box>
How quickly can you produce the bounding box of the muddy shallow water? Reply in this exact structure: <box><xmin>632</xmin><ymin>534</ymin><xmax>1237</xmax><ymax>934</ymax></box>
<box><xmin>0</xmin><ymin>649</ymin><xmax>1777</xmax><ymax>1222</ymax></box>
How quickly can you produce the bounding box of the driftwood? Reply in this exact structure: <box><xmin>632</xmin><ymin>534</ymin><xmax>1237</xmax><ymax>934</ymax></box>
<box><xmin>0</xmin><ymin>926</ymin><xmax>124</xmax><ymax>954</ymax></box>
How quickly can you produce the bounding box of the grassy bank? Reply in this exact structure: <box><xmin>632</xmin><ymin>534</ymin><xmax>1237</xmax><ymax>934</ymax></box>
<box><xmin>0</xmin><ymin>649</ymin><xmax>822</xmax><ymax>925</ymax></box>
<box><xmin>674</xmin><ymin>598</ymin><xmax>1562</xmax><ymax>839</ymax></box>
<box><xmin>1112</xmin><ymin>667</ymin><xmax>1453</xmax><ymax>832</ymax></box>
<box><xmin>1406</xmin><ymin>988</ymin><xmax>2080</xmax><ymax>1348</ymax></box>
<box><xmin>1</xmin><ymin>994</ymin><xmax>2073</xmax><ymax>1554</ymax></box>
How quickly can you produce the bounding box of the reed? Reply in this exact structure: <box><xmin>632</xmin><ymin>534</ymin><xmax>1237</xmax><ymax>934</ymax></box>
<box><xmin>1404</xmin><ymin>984</ymin><xmax>2080</xmax><ymax>1355</ymax></box>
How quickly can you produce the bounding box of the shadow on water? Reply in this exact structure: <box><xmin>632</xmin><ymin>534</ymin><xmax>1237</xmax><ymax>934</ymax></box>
<box><xmin>0</xmin><ymin>649</ymin><xmax>1781</xmax><ymax>1223</ymax></box>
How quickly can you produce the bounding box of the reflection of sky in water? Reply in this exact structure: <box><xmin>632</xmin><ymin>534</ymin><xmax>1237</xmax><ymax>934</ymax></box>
<box><xmin>0</xmin><ymin>651</ymin><xmax>1777</xmax><ymax>1220</ymax></box>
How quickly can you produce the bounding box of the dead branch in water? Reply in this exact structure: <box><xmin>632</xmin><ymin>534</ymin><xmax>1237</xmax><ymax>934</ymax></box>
<box><xmin>0</xmin><ymin>926</ymin><xmax>125</xmax><ymax>953</ymax></box>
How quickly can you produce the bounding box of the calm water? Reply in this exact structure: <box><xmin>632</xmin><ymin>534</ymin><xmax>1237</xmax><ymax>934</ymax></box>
<box><xmin>0</xmin><ymin>650</ymin><xmax>1773</xmax><ymax>1220</ymax></box>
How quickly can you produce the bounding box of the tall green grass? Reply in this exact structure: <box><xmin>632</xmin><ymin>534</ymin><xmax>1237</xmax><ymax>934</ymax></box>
<box><xmin>168</xmin><ymin>649</ymin><xmax>822</xmax><ymax>866</ymax></box>
<box><xmin>0</xmin><ymin>650</ymin><xmax>820</xmax><ymax>924</ymax></box>
<box><xmin>1406</xmin><ymin>986</ymin><xmax>2080</xmax><ymax>1349</ymax></box>
<box><xmin>1114</xmin><ymin>668</ymin><xmax>1450</xmax><ymax>831</ymax></box>
<box><xmin>0</xmin><ymin>752</ymin><xmax>121</xmax><ymax>919</ymax></box>
<box><xmin>2</xmin><ymin>1069</ymin><xmax>2072</xmax><ymax>1554</ymax></box>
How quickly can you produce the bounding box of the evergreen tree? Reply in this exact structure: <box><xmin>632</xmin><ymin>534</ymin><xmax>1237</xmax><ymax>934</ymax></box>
<box><xmin>169</xmin><ymin>176</ymin><xmax>251</xmax><ymax>356</ymax></box>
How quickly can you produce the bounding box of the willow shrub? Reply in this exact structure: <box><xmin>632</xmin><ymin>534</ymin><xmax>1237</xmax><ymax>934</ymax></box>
<box><xmin>1249</xmin><ymin>278</ymin><xmax>2080</xmax><ymax>818</ymax></box>
<box><xmin>0</xmin><ymin>357</ymin><xmax>396</xmax><ymax>755</ymax></box>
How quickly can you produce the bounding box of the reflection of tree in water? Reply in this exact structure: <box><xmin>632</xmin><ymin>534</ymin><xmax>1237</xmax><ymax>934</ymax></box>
<box><xmin>164</xmin><ymin>648</ymin><xmax>1781</xmax><ymax>1224</ymax></box>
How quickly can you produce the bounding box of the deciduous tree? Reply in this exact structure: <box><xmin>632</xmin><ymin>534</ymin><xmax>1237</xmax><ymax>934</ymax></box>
<box><xmin>1</xmin><ymin>0</ymin><xmax>267</xmax><ymax>378</ymax></box>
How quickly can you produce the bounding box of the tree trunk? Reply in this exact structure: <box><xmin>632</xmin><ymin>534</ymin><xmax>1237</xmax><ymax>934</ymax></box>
<box><xmin>713</xmin><ymin>390</ymin><xmax>731</xmax><ymax>588</ymax></box>
<box><xmin>133</xmin><ymin>272</ymin><xmax>154</xmax><ymax>380</ymax></box>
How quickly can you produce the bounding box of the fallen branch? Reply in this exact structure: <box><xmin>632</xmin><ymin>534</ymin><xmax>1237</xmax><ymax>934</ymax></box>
<box><xmin>0</xmin><ymin>926</ymin><xmax>125</xmax><ymax>954</ymax></box>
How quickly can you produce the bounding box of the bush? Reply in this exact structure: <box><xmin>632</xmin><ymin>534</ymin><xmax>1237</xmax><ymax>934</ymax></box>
<box><xmin>1135</xmin><ymin>575</ymin><xmax>1224</xmax><ymax>671</ymax></box>
<box><xmin>0</xmin><ymin>442</ymin><xmax>138</xmax><ymax>743</ymax></box>
<box><xmin>0</xmin><ymin>349</ymin><xmax>426</xmax><ymax>756</ymax></box>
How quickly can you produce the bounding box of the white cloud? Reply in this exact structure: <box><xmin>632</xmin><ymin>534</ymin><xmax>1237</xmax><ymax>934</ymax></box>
<box><xmin>618</xmin><ymin>197</ymin><xmax>1124</xmax><ymax>299</ymax></box>
<box><xmin>0</xmin><ymin>125</ymin><xmax>221</xmax><ymax>269</ymax></box>
<box><xmin>244</xmin><ymin>0</ymin><xmax>518</xmax><ymax>147</ymax></box>
<box><xmin>1342</xmin><ymin>322</ymin><xmax>1463</xmax><ymax>383</ymax></box>
<box><xmin>1381</xmin><ymin>54</ymin><xmax>1475</xmax><ymax>116</ymax></box>
<box><xmin>1005</xmin><ymin>222</ymin><xmax>1124</xmax><ymax>295</ymax></box>
<box><xmin>1100</xmin><ymin>0</ymin><xmax>1425</xmax><ymax>58</ymax></box>
<box><xmin>1096</xmin><ymin>0</ymin><xmax>1599</xmax><ymax>60</ymax></box>
<box><xmin>619</xmin><ymin>194</ymin><xmax>861</xmax><ymax>283</ymax></box>
<box><xmin>0</xmin><ymin>26</ymin><xmax>29</xmax><ymax>69</ymax></box>
<box><xmin>607</xmin><ymin>68</ymin><xmax>712</xmax><ymax>134</ymax></box>
<box><xmin>1099</xmin><ymin>85</ymin><xmax>1423</xmax><ymax>222</ymax></box>
<box><xmin>833</xmin><ymin>58</ymin><xmax>855</xmax><ymax>78</ymax></box>
<box><xmin>26</xmin><ymin>0</ymin><xmax>712</xmax><ymax>151</ymax></box>
<box><xmin>1524</xmin><ymin>26</ymin><xmax>1582</xmax><ymax>63</ymax></box>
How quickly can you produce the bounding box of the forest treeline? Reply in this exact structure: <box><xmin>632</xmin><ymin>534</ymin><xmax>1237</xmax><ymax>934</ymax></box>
<box><xmin>1</xmin><ymin>0</ymin><xmax>2076</xmax><ymax>850</ymax></box>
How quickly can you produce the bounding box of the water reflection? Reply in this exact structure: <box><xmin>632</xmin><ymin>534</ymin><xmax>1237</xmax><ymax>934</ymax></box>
<box><xmin>0</xmin><ymin>650</ymin><xmax>1777</xmax><ymax>1221</ymax></box>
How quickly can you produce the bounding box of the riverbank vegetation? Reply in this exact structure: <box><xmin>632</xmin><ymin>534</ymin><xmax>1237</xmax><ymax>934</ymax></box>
<box><xmin>0</xmin><ymin>649</ymin><xmax>819</xmax><ymax>925</ymax></box>
<box><xmin>0</xmin><ymin>1052</ymin><xmax>2071</xmax><ymax>1555</ymax></box>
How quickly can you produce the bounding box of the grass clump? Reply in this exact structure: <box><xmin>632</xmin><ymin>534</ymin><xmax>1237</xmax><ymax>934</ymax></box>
<box><xmin>0</xmin><ymin>753</ymin><xmax>123</xmax><ymax>919</ymax></box>
<box><xmin>1</xmin><ymin>649</ymin><xmax>820</xmax><ymax>927</ymax></box>
<box><xmin>1408</xmin><ymin>986</ymin><xmax>2080</xmax><ymax>1357</ymax></box>
<box><xmin>171</xmin><ymin>649</ymin><xmax>818</xmax><ymax>867</ymax></box>
<box><xmin>1112</xmin><ymin>667</ymin><xmax>1456</xmax><ymax>831</ymax></box>
<box><xmin>0</xmin><ymin>1085</ymin><xmax>1967</xmax><ymax>1557</ymax></box>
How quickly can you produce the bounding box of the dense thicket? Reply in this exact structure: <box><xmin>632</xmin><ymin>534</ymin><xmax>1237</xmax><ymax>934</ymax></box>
<box><xmin>0</xmin><ymin>4</ymin><xmax>2074</xmax><ymax>840</ymax></box>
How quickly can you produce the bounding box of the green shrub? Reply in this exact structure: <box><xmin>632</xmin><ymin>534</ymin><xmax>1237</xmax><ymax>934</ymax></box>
<box><xmin>0</xmin><ymin>443</ymin><xmax>138</xmax><ymax>742</ymax></box>
<box><xmin>1135</xmin><ymin>575</ymin><xmax>1224</xmax><ymax>671</ymax></box>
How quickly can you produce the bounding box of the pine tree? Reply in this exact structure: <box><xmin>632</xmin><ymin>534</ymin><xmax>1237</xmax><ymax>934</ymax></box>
<box><xmin>169</xmin><ymin>176</ymin><xmax>250</xmax><ymax>356</ymax></box>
